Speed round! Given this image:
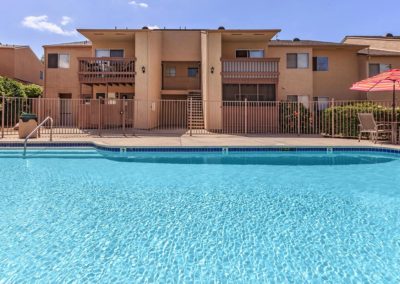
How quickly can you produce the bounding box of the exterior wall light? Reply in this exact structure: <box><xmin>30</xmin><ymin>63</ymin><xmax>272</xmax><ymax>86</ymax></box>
<box><xmin>142</xmin><ymin>66</ymin><xmax>146</xmax><ymax>73</ymax></box>
<box><xmin>211</xmin><ymin>66</ymin><xmax>214</xmax><ymax>74</ymax></box>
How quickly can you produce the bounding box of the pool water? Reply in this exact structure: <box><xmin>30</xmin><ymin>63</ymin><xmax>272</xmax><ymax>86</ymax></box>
<box><xmin>0</xmin><ymin>149</ymin><xmax>399</xmax><ymax>282</ymax></box>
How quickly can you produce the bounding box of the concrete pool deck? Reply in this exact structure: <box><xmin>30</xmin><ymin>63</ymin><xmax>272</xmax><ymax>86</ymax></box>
<box><xmin>2</xmin><ymin>134</ymin><xmax>400</xmax><ymax>149</ymax></box>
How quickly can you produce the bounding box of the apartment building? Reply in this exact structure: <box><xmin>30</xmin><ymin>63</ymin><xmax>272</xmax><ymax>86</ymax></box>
<box><xmin>0</xmin><ymin>44</ymin><xmax>44</xmax><ymax>86</ymax></box>
<box><xmin>42</xmin><ymin>28</ymin><xmax>400</xmax><ymax>130</ymax></box>
<box><xmin>343</xmin><ymin>34</ymin><xmax>400</xmax><ymax>100</ymax></box>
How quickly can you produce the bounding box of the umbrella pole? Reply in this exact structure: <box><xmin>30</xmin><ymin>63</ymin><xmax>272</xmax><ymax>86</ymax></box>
<box><xmin>393</xmin><ymin>81</ymin><xmax>397</xmax><ymax>122</ymax></box>
<box><xmin>393</xmin><ymin>82</ymin><xmax>397</xmax><ymax>144</ymax></box>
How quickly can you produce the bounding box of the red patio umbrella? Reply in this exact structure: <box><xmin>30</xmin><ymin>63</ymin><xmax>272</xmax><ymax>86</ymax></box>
<box><xmin>350</xmin><ymin>69</ymin><xmax>400</xmax><ymax>120</ymax></box>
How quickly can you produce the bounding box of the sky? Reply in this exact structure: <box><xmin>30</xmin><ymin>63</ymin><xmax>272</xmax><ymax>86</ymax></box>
<box><xmin>1</xmin><ymin>0</ymin><xmax>399</xmax><ymax>58</ymax></box>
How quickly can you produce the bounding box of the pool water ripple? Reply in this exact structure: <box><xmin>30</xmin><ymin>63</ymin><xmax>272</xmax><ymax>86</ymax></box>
<box><xmin>0</xmin><ymin>151</ymin><xmax>399</xmax><ymax>282</ymax></box>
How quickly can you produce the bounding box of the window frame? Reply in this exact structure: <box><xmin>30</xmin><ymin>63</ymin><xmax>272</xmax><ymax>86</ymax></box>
<box><xmin>222</xmin><ymin>83</ymin><xmax>276</xmax><ymax>102</ymax></box>
<box><xmin>287</xmin><ymin>53</ymin><xmax>309</xmax><ymax>69</ymax></box>
<box><xmin>187</xmin><ymin>67</ymin><xmax>199</xmax><ymax>77</ymax></box>
<box><xmin>369</xmin><ymin>63</ymin><xmax>391</xmax><ymax>76</ymax></box>
<box><xmin>95</xmin><ymin>49</ymin><xmax>125</xmax><ymax>58</ymax></box>
<box><xmin>165</xmin><ymin>66</ymin><xmax>177</xmax><ymax>77</ymax></box>
<box><xmin>312</xmin><ymin>56</ymin><xmax>329</xmax><ymax>71</ymax></box>
<box><xmin>235</xmin><ymin>49</ymin><xmax>265</xmax><ymax>58</ymax></box>
<box><xmin>58</xmin><ymin>54</ymin><xmax>70</xmax><ymax>69</ymax></box>
<box><xmin>47</xmin><ymin>53</ymin><xmax>58</xmax><ymax>69</ymax></box>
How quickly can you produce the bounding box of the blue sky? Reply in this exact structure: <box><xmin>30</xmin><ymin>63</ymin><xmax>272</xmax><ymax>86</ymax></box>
<box><xmin>1</xmin><ymin>0</ymin><xmax>399</xmax><ymax>58</ymax></box>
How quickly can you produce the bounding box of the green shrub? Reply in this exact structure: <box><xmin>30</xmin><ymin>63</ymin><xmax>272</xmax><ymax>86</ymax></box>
<box><xmin>23</xmin><ymin>84</ymin><xmax>43</xmax><ymax>98</ymax></box>
<box><xmin>279</xmin><ymin>103</ymin><xmax>312</xmax><ymax>134</ymax></box>
<box><xmin>0</xmin><ymin>76</ymin><xmax>25</xmax><ymax>97</ymax></box>
<box><xmin>323</xmin><ymin>102</ymin><xmax>400</xmax><ymax>137</ymax></box>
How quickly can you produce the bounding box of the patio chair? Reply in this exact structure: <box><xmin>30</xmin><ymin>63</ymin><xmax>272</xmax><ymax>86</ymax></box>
<box><xmin>357</xmin><ymin>113</ymin><xmax>392</xmax><ymax>143</ymax></box>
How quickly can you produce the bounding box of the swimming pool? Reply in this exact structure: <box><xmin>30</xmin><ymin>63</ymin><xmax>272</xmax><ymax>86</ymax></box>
<box><xmin>0</xmin><ymin>147</ymin><xmax>399</xmax><ymax>282</ymax></box>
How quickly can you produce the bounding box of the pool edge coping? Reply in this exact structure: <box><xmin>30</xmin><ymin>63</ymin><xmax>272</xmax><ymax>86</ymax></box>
<box><xmin>1</xmin><ymin>141</ymin><xmax>400</xmax><ymax>154</ymax></box>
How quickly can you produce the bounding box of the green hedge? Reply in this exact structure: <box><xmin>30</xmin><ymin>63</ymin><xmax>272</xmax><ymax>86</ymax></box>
<box><xmin>323</xmin><ymin>102</ymin><xmax>400</xmax><ymax>137</ymax></box>
<box><xmin>0</xmin><ymin>76</ymin><xmax>42</xmax><ymax>98</ymax></box>
<box><xmin>279</xmin><ymin>103</ymin><xmax>312</xmax><ymax>134</ymax></box>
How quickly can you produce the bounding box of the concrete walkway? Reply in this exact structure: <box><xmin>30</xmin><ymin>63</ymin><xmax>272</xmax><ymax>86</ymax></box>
<box><xmin>2</xmin><ymin>134</ymin><xmax>400</xmax><ymax>149</ymax></box>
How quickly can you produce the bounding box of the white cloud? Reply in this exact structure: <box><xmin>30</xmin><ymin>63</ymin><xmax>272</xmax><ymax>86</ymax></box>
<box><xmin>129</xmin><ymin>1</ymin><xmax>149</xmax><ymax>8</ymax></box>
<box><xmin>148</xmin><ymin>25</ymin><xmax>159</xmax><ymax>30</ymax></box>
<box><xmin>61</xmin><ymin>16</ymin><xmax>72</xmax><ymax>26</ymax></box>
<box><xmin>22</xmin><ymin>15</ymin><xmax>77</xmax><ymax>36</ymax></box>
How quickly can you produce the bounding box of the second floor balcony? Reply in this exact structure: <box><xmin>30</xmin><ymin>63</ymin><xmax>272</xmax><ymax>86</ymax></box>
<box><xmin>78</xmin><ymin>57</ymin><xmax>136</xmax><ymax>84</ymax></box>
<box><xmin>221</xmin><ymin>58</ymin><xmax>280</xmax><ymax>84</ymax></box>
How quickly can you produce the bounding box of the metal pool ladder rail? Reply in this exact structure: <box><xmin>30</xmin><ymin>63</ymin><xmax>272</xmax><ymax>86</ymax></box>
<box><xmin>23</xmin><ymin>116</ymin><xmax>53</xmax><ymax>156</ymax></box>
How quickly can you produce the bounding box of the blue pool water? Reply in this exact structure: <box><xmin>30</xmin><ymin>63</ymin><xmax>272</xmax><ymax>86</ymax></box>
<box><xmin>0</xmin><ymin>149</ymin><xmax>399</xmax><ymax>282</ymax></box>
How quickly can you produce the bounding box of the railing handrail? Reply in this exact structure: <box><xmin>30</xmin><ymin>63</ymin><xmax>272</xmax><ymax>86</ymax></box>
<box><xmin>221</xmin><ymin>57</ymin><xmax>280</xmax><ymax>62</ymax></box>
<box><xmin>23</xmin><ymin>116</ymin><xmax>53</xmax><ymax>156</ymax></box>
<box><xmin>78</xmin><ymin>57</ymin><xmax>136</xmax><ymax>61</ymax></box>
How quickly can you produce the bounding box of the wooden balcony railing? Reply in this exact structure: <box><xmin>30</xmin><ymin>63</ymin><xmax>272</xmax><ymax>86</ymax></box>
<box><xmin>221</xmin><ymin>58</ymin><xmax>279</xmax><ymax>84</ymax></box>
<box><xmin>78</xmin><ymin>57</ymin><xmax>136</xmax><ymax>84</ymax></box>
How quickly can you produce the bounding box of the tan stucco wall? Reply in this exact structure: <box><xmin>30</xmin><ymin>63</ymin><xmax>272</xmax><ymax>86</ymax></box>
<box><xmin>134</xmin><ymin>31</ymin><xmax>162</xmax><ymax>128</ymax></box>
<box><xmin>0</xmin><ymin>47</ymin><xmax>43</xmax><ymax>86</ymax></box>
<box><xmin>312</xmin><ymin>48</ymin><xmax>362</xmax><ymax>101</ymax></box>
<box><xmin>205</xmin><ymin>32</ymin><xmax>222</xmax><ymax>130</ymax></box>
<box><xmin>268</xmin><ymin>46</ymin><xmax>313</xmax><ymax>101</ymax></box>
<box><xmin>0</xmin><ymin>48</ymin><xmax>15</xmax><ymax>79</ymax></box>
<box><xmin>344</xmin><ymin>37</ymin><xmax>400</xmax><ymax>52</ymax></box>
<box><xmin>44</xmin><ymin>46</ymin><xmax>91</xmax><ymax>99</ymax></box>
<box><xmin>14</xmin><ymin>47</ymin><xmax>44</xmax><ymax>86</ymax></box>
<box><xmin>161</xmin><ymin>31</ymin><xmax>201</xmax><ymax>61</ymax></box>
<box><xmin>221</xmin><ymin>41</ymin><xmax>268</xmax><ymax>59</ymax></box>
<box><xmin>162</xmin><ymin>62</ymin><xmax>200</xmax><ymax>90</ymax></box>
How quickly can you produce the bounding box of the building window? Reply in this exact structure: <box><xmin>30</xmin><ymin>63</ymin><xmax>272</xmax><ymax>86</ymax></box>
<box><xmin>313</xmin><ymin>96</ymin><xmax>330</xmax><ymax>110</ymax></box>
<box><xmin>95</xmin><ymin>49</ymin><xmax>124</xmax><ymax>58</ymax></box>
<box><xmin>188</xmin><ymin>67</ymin><xmax>199</xmax><ymax>77</ymax></box>
<box><xmin>58</xmin><ymin>54</ymin><xmax>70</xmax><ymax>68</ymax></box>
<box><xmin>47</xmin><ymin>54</ymin><xmax>58</xmax><ymax>68</ymax></box>
<box><xmin>313</xmin><ymin>57</ymin><xmax>329</xmax><ymax>71</ymax></box>
<box><xmin>235</xmin><ymin>49</ymin><xmax>265</xmax><ymax>58</ymax></box>
<box><xmin>39</xmin><ymin>71</ymin><xmax>44</xmax><ymax>80</ymax></box>
<box><xmin>223</xmin><ymin>84</ymin><xmax>276</xmax><ymax>101</ymax></box>
<box><xmin>47</xmin><ymin>53</ymin><xmax>70</xmax><ymax>68</ymax></box>
<box><xmin>369</xmin><ymin>63</ymin><xmax>391</xmax><ymax>76</ymax></box>
<box><xmin>165</xmin><ymin>66</ymin><xmax>176</xmax><ymax>77</ymax></box>
<box><xmin>287</xmin><ymin>53</ymin><xmax>309</xmax><ymax>69</ymax></box>
<box><xmin>287</xmin><ymin>95</ymin><xmax>309</xmax><ymax>108</ymax></box>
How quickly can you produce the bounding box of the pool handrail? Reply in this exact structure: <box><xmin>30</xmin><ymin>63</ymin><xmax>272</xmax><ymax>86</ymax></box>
<box><xmin>23</xmin><ymin>116</ymin><xmax>53</xmax><ymax>156</ymax></box>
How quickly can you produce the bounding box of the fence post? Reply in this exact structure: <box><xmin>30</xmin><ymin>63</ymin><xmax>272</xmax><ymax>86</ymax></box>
<box><xmin>297</xmin><ymin>101</ymin><xmax>301</xmax><ymax>136</ymax></box>
<box><xmin>1</xmin><ymin>93</ymin><xmax>4</xmax><ymax>139</ymax></box>
<box><xmin>331</xmin><ymin>98</ymin><xmax>335</xmax><ymax>137</ymax></box>
<box><xmin>189</xmin><ymin>97</ymin><xmax>193</xmax><ymax>136</ymax></box>
<box><xmin>37</xmin><ymin>96</ymin><xmax>41</xmax><ymax>138</ymax></box>
<box><xmin>98</xmin><ymin>99</ymin><xmax>102</xmax><ymax>137</ymax></box>
<box><xmin>122</xmin><ymin>98</ymin><xmax>126</xmax><ymax>136</ymax></box>
<box><xmin>244</xmin><ymin>98</ymin><xmax>248</xmax><ymax>134</ymax></box>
